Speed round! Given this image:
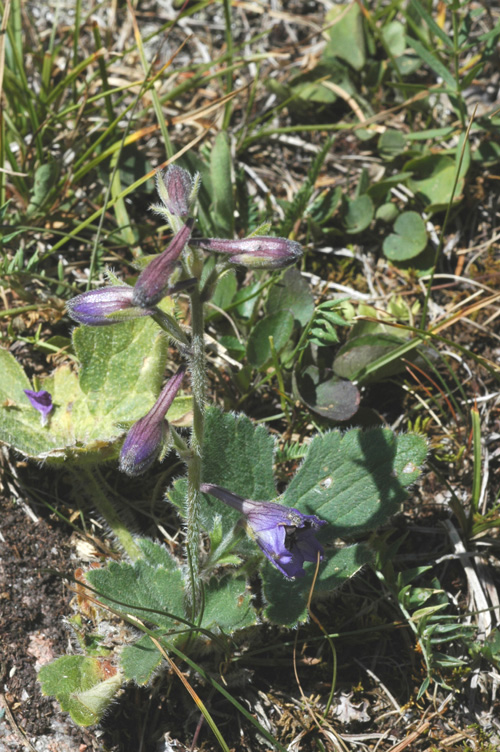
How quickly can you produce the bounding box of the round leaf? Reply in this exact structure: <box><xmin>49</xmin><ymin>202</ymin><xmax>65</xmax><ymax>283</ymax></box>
<box><xmin>343</xmin><ymin>194</ymin><xmax>374</xmax><ymax>234</ymax></box>
<box><xmin>383</xmin><ymin>211</ymin><xmax>428</xmax><ymax>261</ymax></box>
<box><xmin>294</xmin><ymin>366</ymin><xmax>360</xmax><ymax>421</ymax></box>
<box><xmin>404</xmin><ymin>154</ymin><xmax>464</xmax><ymax>211</ymax></box>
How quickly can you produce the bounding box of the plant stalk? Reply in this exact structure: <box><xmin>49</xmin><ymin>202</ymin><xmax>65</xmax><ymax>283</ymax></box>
<box><xmin>79</xmin><ymin>467</ymin><xmax>141</xmax><ymax>560</ymax></box>
<box><xmin>185</xmin><ymin>282</ymin><xmax>205</xmax><ymax>614</ymax></box>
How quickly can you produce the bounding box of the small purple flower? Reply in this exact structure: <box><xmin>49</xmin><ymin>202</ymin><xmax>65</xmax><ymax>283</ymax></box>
<box><xmin>158</xmin><ymin>165</ymin><xmax>194</xmax><ymax>218</ymax></box>
<box><xmin>24</xmin><ymin>389</ymin><xmax>53</xmax><ymax>426</ymax></box>
<box><xmin>200</xmin><ymin>483</ymin><xmax>326</xmax><ymax>579</ymax></box>
<box><xmin>190</xmin><ymin>236</ymin><xmax>303</xmax><ymax>270</ymax></box>
<box><xmin>119</xmin><ymin>366</ymin><xmax>186</xmax><ymax>476</ymax></box>
<box><xmin>132</xmin><ymin>220</ymin><xmax>194</xmax><ymax>309</ymax></box>
<box><xmin>67</xmin><ymin>287</ymin><xmax>154</xmax><ymax>326</ymax></box>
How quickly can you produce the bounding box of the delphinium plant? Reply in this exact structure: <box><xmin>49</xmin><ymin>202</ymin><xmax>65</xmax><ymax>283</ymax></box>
<box><xmin>0</xmin><ymin>161</ymin><xmax>427</xmax><ymax>740</ymax></box>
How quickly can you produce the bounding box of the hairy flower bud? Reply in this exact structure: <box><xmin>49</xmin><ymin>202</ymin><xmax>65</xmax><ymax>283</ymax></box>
<box><xmin>190</xmin><ymin>236</ymin><xmax>303</xmax><ymax>270</ymax></box>
<box><xmin>201</xmin><ymin>483</ymin><xmax>326</xmax><ymax>578</ymax></box>
<box><xmin>132</xmin><ymin>220</ymin><xmax>194</xmax><ymax>308</ymax></box>
<box><xmin>159</xmin><ymin>165</ymin><xmax>193</xmax><ymax>218</ymax></box>
<box><xmin>67</xmin><ymin>287</ymin><xmax>153</xmax><ymax>326</ymax></box>
<box><xmin>119</xmin><ymin>366</ymin><xmax>186</xmax><ymax>476</ymax></box>
<box><xmin>24</xmin><ymin>389</ymin><xmax>53</xmax><ymax>426</ymax></box>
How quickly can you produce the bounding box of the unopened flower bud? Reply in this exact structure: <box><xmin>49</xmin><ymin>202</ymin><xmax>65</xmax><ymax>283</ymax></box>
<box><xmin>24</xmin><ymin>389</ymin><xmax>53</xmax><ymax>426</ymax></box>
<box><xmin>190</xmin><ymin>236</ymin><xmax>303</xmax><ymax>270</ymax></box>
<box><xmin>67</xmin><ymin>287</ymin><xmax>153</xmax><ymax>326</ymax></box>
<box><xmin>132</xmin><ymin>220</ymin><xmax>194</xmax><ymax>308</ymax></box>
<box><xmin>119</xmin><ymin>366</ymin><xmax>186</xmax><ymax>476</ymax></box>
<box><xmin>158</xmin><ymin>165</ymin><xmax>193</xmax><ymax>218</ymax></box>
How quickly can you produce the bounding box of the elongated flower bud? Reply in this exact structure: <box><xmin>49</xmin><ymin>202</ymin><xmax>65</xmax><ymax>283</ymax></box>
<box><xmin>158</xmin><ymin>165</ymin><xmax>193</xmax><ymax>218</ymax></box>
<box><xmin>190</xmin><ymin>236</ymin><xmax>303</xmax><ymax>270</ymax></box>
<box><xmin>67</xmin><ymin>287</ymin><xmax>153</xmax><ymax>326</ymax></box>
<box><xmin>119</xmin><ymin>366</ymin><xmax>186</xmax><ymax>476</ymax></box>
<box><xmin>133</xmin><ymin>220</ymin><xmax>194</xmax><ymax>308</ymax></box>
<box><xmin>201</xmin><ymin>483</ymin><xmax>326</xmax><ymax>579</ymax></box>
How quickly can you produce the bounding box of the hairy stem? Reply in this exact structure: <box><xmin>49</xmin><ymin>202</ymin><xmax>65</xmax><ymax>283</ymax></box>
<box><xmin>185</xmin><ymin>283</ymin><xmax>206</xmax><ymax>614</ymax></box>
<box><xmin>78</xmin><ymin>467</ymin><xmax>141</xmax><ymax>561</ymax></box>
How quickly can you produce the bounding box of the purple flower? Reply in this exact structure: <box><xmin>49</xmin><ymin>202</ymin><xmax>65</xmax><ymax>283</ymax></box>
<box><xmin>24</xmin><ymin>389</ymin><xmax>53</xmax><ymax>426</ymax></box>
<box><xmin>190</xmin><ymin>236</ymin><xmax>303</xmax><ymax>270</ymax></box>
<box><xmin>119</xmin><ymin>366</ymin><xmax>186</xmax><ymax>476</ymax></box>
<box><xmin>132</xmin><ymin>220</ymin><xmax>194</xmax><ymax>308</ymax></box>
<box><xmin>157</xmin><ymin>165</ymin><xmax>194</xmax><ymax>218</ymax></box>
<box><xmin>200</xmin><ymin>483</ymin><xmax>326</xmax><ymax>579</ymax></box>
<box><xmin>67</xmin><ymin>287</ymin><xmax>154</xmax><ymax>326</ymax></box>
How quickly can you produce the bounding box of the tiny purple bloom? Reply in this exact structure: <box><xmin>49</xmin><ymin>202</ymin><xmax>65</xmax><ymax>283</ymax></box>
<box><xmin>132</xmin><ymin>220</ymin><xmax>194</xmax><ymax>309</ymax></box>
<box><xmin>67</xmin><ymin>287</ymin><xmax>154</xmax><ymax>326</ymax></box>
<box><xmin>200</xmin><ymin>483</ymin><xmax>326</xmax><ymax>579</ymax></box>
<box><xmin>119</xmin><ymin>366</ymin><xmax>186</xmax><ymax>476</ymax></box>
<box><xmin>159</xmin><ymin>165</ymin><xmax>193</xmax><ymax>218</ymax></box>
<box><xmin>24</xmin><ymin>389</ymin><xmax>53</xmax><ymax>426</ymax></box>
<box><xmin>190</xmin><ymin>236</ymin><xmax>303</xmax><ymax>270</ymax></box>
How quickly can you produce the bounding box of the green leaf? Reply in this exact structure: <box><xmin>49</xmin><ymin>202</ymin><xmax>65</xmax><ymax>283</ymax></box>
<box><xmin>294</xmin><ymin>366</ymin><xmax>359</xmax><ymax>422</ymax></box>
<box><xmin>383</xmin><ymin>211</ymin><xmax>428</xmax><ymax>261</ymax></box>
<box><xmin>263</xmin><ymin>543</ymin><xmax>372</xmax><ymax>625</ymax></box>
<box><xmin>0</xmin><ymin>317</ymin><xmax>168</xmax><ymax>462</ymax></box>
<box><xmin>308</xmin><ymin>186</ymin><xmax>342</xmax><ymax>224</ymax></box>
<box><xmin>376</xmin><ymin>203</ymin><xmax>399</xmax><ymax>223</ymax></box>
<box><xmin>120</xmin><ymin>572</ymin><xmax>258</xmax><ymax>685</ymax></box>
<box><xmin>210</xmin><ymin>269</ymin><xmax>237</xmax><ymax>311</ymax></box>
<box><xmin>381</xmin><ymin>20</ymin><xmax>406</xmax><ymax>57</ymax></box>
<box><xmin>210</xmin><ymin>132</ymin><xmax>234</xmax><ymax>237</ymax></box>
<box><xmin>121</xmin><ymin>634</ymin><xmax>163</xmax><ymax>684</ymax></box>
<box><xmin>407</xmin><ymin>0</ymin><xmax>454</xmax><ymax>50</ymax></box>
<box><xmin>378</xmin><ymin>129</ymin><xmax>406</xmax><ymax>160</ymax></box>
<box><xmin>283</xmin><ymin>427</ymin><xmax>427</xmax><ymax>537</ymax></box>
<box><xmin>325</xmin><ymin>3</ymin><xmax>366</xmax><ymax>71</ymax></box>
<box><xmin>266</xmin><ymin>268</ymin><xmax>314</xmax><ymax>327</ymax></box>
<box><xmin>202</xmin><ymin>576</ymin><xmax>256</xmax><ymax>632</ymax></box>
<box><xmin>246</xmin><ymin>310</ymin><xmax>294</xmax><ymax>369</ymax></box>
<box><xmin>88</xmin><ymin>540</ymin><xmax>256</xmax><ymax>684</ymax></box>
<box><xmin>39</xmin><ymin>656</ymin><xmax>122</xmax><ymax>726</ymax></box>
<box><xmin>26</xmin><ymin>162</ymin><xmax>60</xmax><ymax>216</ymax></box>
<box><xmin>169</xmin><ymin>406</ymin><xmax>276</xmax><ymax>539</ymax></box>
<box><xmin>343</xmin><ymin>194</ymin><xmax>374</xmax><ymax>234</ymax></box>
<box><xmin>333</xmin><ymin>332</ymin><xmax>408</xmax><ymax>381</ymax></box>
<box><xmin>404</xmin><ymin>154</ymin><xmax>464</xmax><ymax>212</ymax></box>
<box><xmin>406</xmin><ymin>36</ymin><xmax>457</xmax><ymax>91</ymax></box>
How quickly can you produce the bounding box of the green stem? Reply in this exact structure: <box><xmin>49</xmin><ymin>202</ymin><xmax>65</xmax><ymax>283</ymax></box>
<box><xmin>80</xmin><ymin>467</ymin><xmax>141</xmax><ymax>560</ymax></box>
<box><xmin>222</xmin><ymin>0</ymin><xmax>234</xmax><ymax>130</ymax></box>
<box><xmin>185</xmin><ymin>283</ymin><xmax>205</xmax><ymax>614</ymax></box>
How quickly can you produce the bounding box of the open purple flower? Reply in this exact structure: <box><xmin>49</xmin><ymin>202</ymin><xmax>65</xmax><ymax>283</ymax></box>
<box><xmin>66</xmin><ymin>286</ymin><xmax>154</xmax><ymax>326</ymax></box>
<box><xmin>119</xmin><ymin>366</ymin><xmax>186</xmax><ymax>476</ymax></box>
<box><xmin>24</xmin><ymin>389</ymin><xmax>53</xmax><ymax>426</ymax></box>
<box><xmin>190</xmin><ymin>236</ymin><xmax>303</xmax><ymax>270</ymax></box>
<box><xmin>200</xmin><ymin>483</ymin><xmax>326</xmax><ymax>579</ymax></box>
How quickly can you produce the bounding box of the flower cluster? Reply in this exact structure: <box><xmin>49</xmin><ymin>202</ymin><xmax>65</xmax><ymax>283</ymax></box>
<box><xmin>63</xmin><ymin>163</ymin><xmax>320</xmax><ymax>578</ymax></box>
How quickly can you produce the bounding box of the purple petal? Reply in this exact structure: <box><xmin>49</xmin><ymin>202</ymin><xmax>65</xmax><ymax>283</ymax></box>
<box><xmin>67</xmin><ymin>287</ymin><xmax>152</xmax><ymax>326</ymax></box>
<box><xmin>132</xmin><ymin>220</ymin><xmax>194</xmax><ymax>308</ymax></box>
<box><xmin>160</xmin><ymin>165</ymin><xmax>193</xmax><ymax>218</ymax></box>
<box><xmin>200</xmin><ymin>484</ymin><xmax>326</xmax><ymax>579</ymax></box>
<box><xmin>24</xmin><ymin>389</ymin><xmax>53</xmax><ymax>425</ymax></box>
<box><xmin>190</xmin><ymin>236</ymin><xmax>303</xmax><ymax>270</ymax></box>
<box><xmin>119</xmin><ymin>366</ymin><xmax>186</xmax><ymax>476</ymax></box>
